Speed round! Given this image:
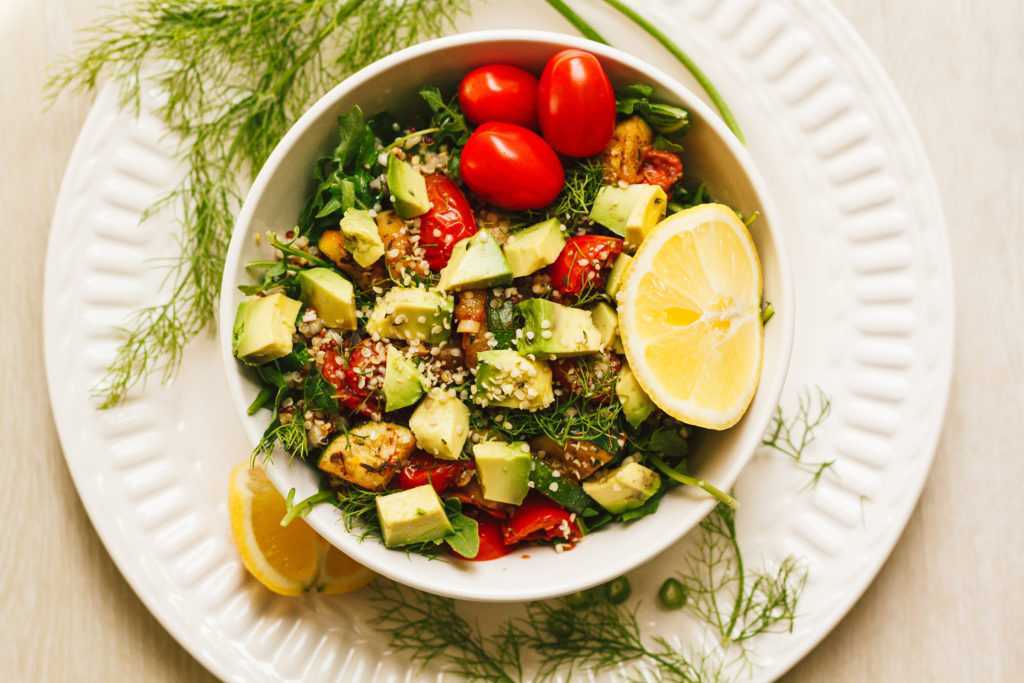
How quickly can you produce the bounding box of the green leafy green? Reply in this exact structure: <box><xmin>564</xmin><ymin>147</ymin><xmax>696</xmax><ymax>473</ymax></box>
<box><xmin>303</xmin><ymin>372</ymin><xmax>340</xmax><ymax>413</ymax></box>
<box><xmin>617</xmin><ymin>83</ymin><xmax>691</xmax><ymax>135</ymax></box>
<box><xmin>442</xmin><ymin>498</ymin><xmax>480</xmax><ymax>558</ymax></box>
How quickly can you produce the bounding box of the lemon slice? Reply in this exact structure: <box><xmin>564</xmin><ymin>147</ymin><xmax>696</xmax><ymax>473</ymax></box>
<box><xmin>228</xmin><ymin>462</ymin><xmax>374</xmax><ymax>595</ymax></box>
<box><xmin>617</xmin><ymin>203</ymin><xmax>763</xmax><ymax>430</ymax></box>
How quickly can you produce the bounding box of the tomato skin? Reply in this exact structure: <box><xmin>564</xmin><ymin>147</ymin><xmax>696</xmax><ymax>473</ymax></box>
<box><xmin>320</xmin><ymin>339</ymin><xmax>385</xmax><ymax>419</ymax></box>
<box><xmin>419</xmin><ymin>174</ymin><xmax>478</xmax><ymax>271</ymax></box>
<box><xmin>397</xmin><ymin>453</ymin><xmax>475</xmax><ymax>493</ymax></box>
<box><xmin>537</xmin><ymin>49</ymin><xmax>616</xmax><ymax>157</ymax></box>
<box><xmin>502</xmin><ymin>492</ymin><xmax>581</xmax><ymax>545</ymax></box>
<box><xmin>453</xmin><ymin>514</ymin><xmax>512</xmax><ymax>561</ymax></box>
<box><xmin>640</xmin><ymin>148</ymin><xmax>683</xmax><ymax>192</ymax></box>
<box><xmin>460</xmin><ymin>122</ymin><xmax>565</xmax><ymax>210</ymax></box>
<box><xmin>548</xmin><ymin>235</ymin><xmax>623</xmax><ymax>295</ymax></box>
<box><xmin>458</xmin><ymin>64</ymin><xmax>539</xmax><ymax>129</ymax></box>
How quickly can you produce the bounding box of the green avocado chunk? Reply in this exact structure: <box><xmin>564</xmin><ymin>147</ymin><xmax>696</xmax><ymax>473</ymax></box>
<box><xmin>605</xmin><ymin>252</ymin><xmax>633</xmax><ymax>299</ymax></box>
<box><xmin>437</xmin><ymin>230</ymin><xmax>514</xmax><ymax>291</ymax></box>
<box><xmin>408</xmin><ymin>394</ymin><xmax>470</xmax><ymax>460</ymax></box>
<box><xmin>516</xmin><ymin>298</ymin><xmax>604</xmax><ymax>358</ymax></box>
<box><xmin>616</xmin><ymin>364</ymin><xmax>655</xmax><ymax>427</ymax></box>
<box><xmin>473</xmin><ymin>349</ymin><xmax>554</xmax><ymax>411</ymax></box>
<box><xmin>382</xmin><ymin>346</ymin><xmax>428</xmax><ymax>412</ymax></box>
<box><xmin>339</xmin><ymin>207</ymin><xmax>385</xmax><ymax>267</ymax></box>
<box><xmin>503</xmin><ymin>217</ymin><xmax>567</xmax><ymax>277</ymax></box>
<box><xmin>582</xmin><ymin>462</ymin><xmax>661</xmax><ymax>514</ymax></box>
<box><xmin>376</xmin><ymin>484</ymin><xmax>453</xmax><ymax>548</ymax></box>
<box><xmin>386</xmin><ymin>152</ymin><xmax>431</xmax><ymax>219</ymax></box>
<box><xmin>589</xmin><ymin>184</ymin><xmax>667</xmax><ymax>252</ymax></box>
<box><xmin>364</xmin><ymin>287</ymin><xmax>453</xmax><ymax>344</ymax></box>
<box><xmin>472</xmin><ymin>441</ymin><xmax>532</xmax><ymax>505</ymax></box>
<box><xmin>589</xmin><ymin>301</ymin><xmax>618</xmax><ymax>350</ymax></box>
<box><xmin>296</xmin><ymin>267</ymin><xmax>357</xmax><ymax>330</ymax></box>
<box><xmin>232</xmin><ymin>293</ymin><xmax>302</xmax><ymax>366</ymax></box>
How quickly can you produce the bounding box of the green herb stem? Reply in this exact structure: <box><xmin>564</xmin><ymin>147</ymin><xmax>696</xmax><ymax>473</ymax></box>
<box><xmin>543</xmin><ymin>0</ymin><xmax>610</xmax><ymax>43</ymax></box>
<box><xmin>649</xmin><ymin>454</ymin><xmax>740</xmax><ymax>509</ymax></box>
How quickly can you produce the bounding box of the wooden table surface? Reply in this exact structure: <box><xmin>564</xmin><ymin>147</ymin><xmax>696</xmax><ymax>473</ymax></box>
<box><xmin>3</xmin><ymin>0</ymin><xmax>1021</xmax><ymax>680</ymax></box>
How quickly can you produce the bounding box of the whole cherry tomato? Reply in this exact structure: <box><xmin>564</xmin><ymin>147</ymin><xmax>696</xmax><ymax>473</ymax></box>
<box><xmin>459</xmin><ymin>122</ymin><xmax>564</xmax><ymax>210</ymax></box>
<box><xmin>397</xmin><ymin>452</ymin><xmax>475</xmax><ymax>493</ymax></box>
<box><xmin>640</xmin><ymin>148</ymin><xmax>683</xmax><ymax>192</ymax></box>
<box><xmin>548</xmin><ymin>235</ymin><xmax>623</xmax><ymax>295</ymax></box>
<box><xmin>419</xmin><ymin>173</ymin><xmax>477</xmax><ymax>271</ymax></box>
<box><xmin>458</xmin><ymin>64</ymin><xmax>539</xmax><ymax>129</ymax></box>
<box><xmin>537</xmin><ymin>49</ymin><xmax>616</xmax><ymax>157</ymax></box>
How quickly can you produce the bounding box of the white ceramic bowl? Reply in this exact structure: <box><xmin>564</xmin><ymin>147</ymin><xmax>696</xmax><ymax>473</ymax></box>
<box><xmin>219</xmin><ymin>30</ymin><xmax>794</xmax><ymax>602</ymax></box>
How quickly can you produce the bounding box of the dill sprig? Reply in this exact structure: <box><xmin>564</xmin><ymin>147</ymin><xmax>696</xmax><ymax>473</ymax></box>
<box><xmin>678</xmin><ymin>504</ymin><xmax>806</xmax><ymax>673</ymax></box>
<box><xmin>47</xmin><ymin>0</ymin><xmax>469</xmax><ymax>407</ymax></box>
<box><xmin>524</xmin><ymin>159</ymin><xmax>606</xmax><ymax>230</ymax></box>
<box><xmin>761</xmin><ymin>386</ymin><xmax>835</xmax><ymax>488</ymax></box>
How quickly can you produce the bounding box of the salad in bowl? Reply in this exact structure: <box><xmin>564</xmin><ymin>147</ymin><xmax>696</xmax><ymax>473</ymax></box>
<box><xmin>220</xmin><ymin>31</ymin><xmax>793</xmax><ymax>601</ymax></box>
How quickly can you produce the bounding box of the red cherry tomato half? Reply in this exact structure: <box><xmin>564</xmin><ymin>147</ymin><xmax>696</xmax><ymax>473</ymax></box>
<box><xmin>548</xmin><ymin>235</ymin><xmax>624</xmax><ymax>295</ymax></box>
<box><xmin>452</xmin><ymin>514</ymin><xmax>511</xmax><ymax>561</ymax></box>
<box><xmin>419</xmin><ymin>173</ymin><xmax>478</xmax><ymax>271</ymax></box>
<box><xmin>640</xmin><ymin>148</ymin><xmax>683</xmax><ymax>192</ymax></box>
<box><xmin>397</xmin><ymin>453</ymin><xmax>475</xmax><ymax>493</ymax></box>
<box><xmin>459</xmin><ymin>122</ymin><xmax>565</xmax><ymax>211</ymax></box>
<box><xmin>537</xmin><ymin>49</ymin><xmax>616</xmax><ymax>157</ymax></box>
<box><xmin>458</xmin><ymin>64</ymin><xmax>539</xmax><ymax>129</ymax></box>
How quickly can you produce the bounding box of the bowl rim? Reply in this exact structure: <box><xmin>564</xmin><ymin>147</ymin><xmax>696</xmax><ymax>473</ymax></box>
<box><xmin>218</xmin><ymin>28</ymin><xmax>795</xmax><ymax>602</ymax></box>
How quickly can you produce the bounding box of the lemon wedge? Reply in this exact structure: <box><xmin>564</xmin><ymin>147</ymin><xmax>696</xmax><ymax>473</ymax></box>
<box><xmin>616</xmin><ymin>203</ymin><xmax>763</xmax><ymax>430</ymax></box>
<box><xmin>228</xmin><ymin>462</ymin><xmax>374</xmax><ymax>595</ymax></box>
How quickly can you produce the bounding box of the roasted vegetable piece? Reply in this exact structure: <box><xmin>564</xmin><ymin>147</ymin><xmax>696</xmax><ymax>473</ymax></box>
<box><xmin>530</xmin><ymin>435</ymin><xmax>614</xmax><ymax>482</ymax></box>
<box><xmin>397</xmin><ymin>452</ymin><xmax>475</xmax><ymax>493</ymax></box>
<box><xmin>502</xmin><ymin>492</ymin><xmax>581</xmax><ymax>545</ymax></box>
<box><xmin>317</xmin><ymin>422</ymin><xmax>415</xmax><ymax>491</ymax></box>
<box><xmin>599</xmin><ymin>116</ymin><xmax>653</xmax><ymax>185</ymax></box>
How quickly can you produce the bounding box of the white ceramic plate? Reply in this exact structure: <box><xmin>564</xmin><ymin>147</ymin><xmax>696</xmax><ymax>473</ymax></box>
<box><xmin>43</xmin><ymin>0</ymin><xmax>953</xmax><ymax>681</ymax></box>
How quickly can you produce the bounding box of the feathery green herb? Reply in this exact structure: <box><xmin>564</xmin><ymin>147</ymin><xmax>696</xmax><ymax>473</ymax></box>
<box><xmin>762</xmin><ymin>387</ymin><xmax>835</xmax><ymax>488</ymax></box>
<box><xmin>48</xmin><ymin>0</ymin><xmax>469</xmax><ymax>407</ymax></box>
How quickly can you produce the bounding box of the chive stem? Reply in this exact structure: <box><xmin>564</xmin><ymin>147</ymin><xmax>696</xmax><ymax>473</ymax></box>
<box><xmin>544</xmin><ymin>0</ymin><xmax>610</xmax><ymax>44</ymax></box>
<box><xmin>650</xmin><ymin>455</ymin><xmax>740</xmax><ymax>509</ymax></box>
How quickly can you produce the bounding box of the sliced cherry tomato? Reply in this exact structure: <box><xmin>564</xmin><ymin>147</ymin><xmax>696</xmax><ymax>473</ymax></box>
<box><xmin>419</xmin><ymin>173</ymin><xmax>478</xmax><ymax>271</ymax></box>
<box><xmin>397</xmin><ymin>452</ymin><xmax>475</xmax><ymax>493</ymax></box>
<box><xmin>502</xmin><ymin>492</ymin><xmax>581</xmax><ymax>545</ymax></box>
<box><xmin>453</xmin><ymin>514</ymin><xmax>511</xmax><ymax>561</ymax></box>
<box><xmin>459</xmin><ymin>122</ymin><xmax>564</xmax><ymax>211</ymax></box>
<box><xmin>548</xmin><ymin>235</ymin><xmax>623</xmax><ymax>295</ymax></box>
<box><xmin>320</xmin><ymin>341</ymin><xmax>384</xmax><ymax>419</ymax></box>
<box><xmin>458</xmin><ymin>64</ymin><xmax>539</xmax><ymax>129</ymax></box>
<box><xmin>640</xmin><ymin>148</ymin><xmax>683</xmax><ymax>192</ymax></box>
<box><xmin>537</xmin><ymin>49</ymin><xmax>616</xmax><ymax>157</ymax></box>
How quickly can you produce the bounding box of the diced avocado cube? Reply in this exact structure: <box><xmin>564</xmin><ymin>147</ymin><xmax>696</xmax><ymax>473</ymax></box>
<box><xmin>605</xmin><ymin>252</ymin><xmax>632</xmax><ymax>299</ymax></box>
<box><xmin>472</xmin><ymin>441</ymin><xmax>532</xmax><ymax>505</ymax></box>
<box><xmin>616</xmin><ymin>364</ymin><xmax>655</xmax><ymax>427</ymax></box>
<box><xmin>296</xmin><ymin>267</ymin><xmax>357</xmax><ymax>330</ymax></box>
<box><xmin>503</xmin><ymin>218</ymin><xmax>567</xmax><ymax>278</ymax></box>
<box><xmin>474</xmin><ymin>349</ymin><xmax>554</xmax><ymax>411</ymax></box>
<box><xmin>589</xmin><ymin>184</ymin><xmax>667</xmax><ymax>252</ymax></box>
<box><xmin>437</xmin><ymin>230</ymin><xmax>513</xmax><ymax>291</ymax></box>
<box><xmin>375</xmin><ymin>484</ymin><xmax>453</xmax><ymax>548</ymax></box>
<box><xmin>383</xmin><ymin>346</ymin><xmax>428</xmax><ymax>412</ymax></box>
<box><xmin>516</xmin><ymin>298</ymin><xmax>604</xmax><ymax>358</ymax></box>
<box><xmin>409</xmin><ymin>394</ymin><xmax>471</xmax><ymax>460</ymax></box>
<box><xmin>232</xmin><ymin>293</ymin><xmax>302</xmax><ymax>366</ymax></box>
<box><xmin>589</xmin><ymin>302</ymin><xmax>618</xmax><ymax>350</ymax></box>
<box><xmin>386</xmin><ymin>152</ymin><xmax>431</xmax><ymax>219</ymax></box>
<box><xmin>582</xmin><ymin>462</ymin><xmax>661</xmax><ymax>514</ymax></box>
<box><xmin>365</xmin><ymin>287</ymin><xmax>453</xmax><ymax>344</ymax></box>
<box><xmin>339</xmin><ymin>207</ymin><xmax>385</xmax><ymax>267</ymax></box>
<box><xmin>613</xmin><ymin>335</ymin><xmax>625</xmax><ymax>354</ymax></box>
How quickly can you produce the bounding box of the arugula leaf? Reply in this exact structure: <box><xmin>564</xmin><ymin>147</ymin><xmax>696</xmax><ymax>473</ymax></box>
<box><xmin>616</xmin><ymin>82</ymin><xmax>690</xmax><ymax>135</ymax></box>
<box><xmin>304</xmin><ymin>371</ymin><xmax>340</xmax><ymax>412</ymax></box>
<box><xmin>443</xmin><ymin>498</ymin><xmax>480</xmax><ymax>558</ymax></box>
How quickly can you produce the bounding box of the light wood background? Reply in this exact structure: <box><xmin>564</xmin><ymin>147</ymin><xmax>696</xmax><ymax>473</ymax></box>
<box><xmin>2</xmin><ymin>0</ymin><xmax>1021</xmax><ymax>680</ymax></box>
